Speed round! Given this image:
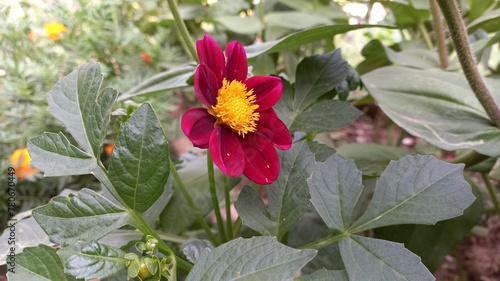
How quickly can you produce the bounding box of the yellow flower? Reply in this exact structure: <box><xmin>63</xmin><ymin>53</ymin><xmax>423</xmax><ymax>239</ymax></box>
<box><xmin>10</xmin><ymin>148</ymin><xmax>39</xmax><ymax>180</ymax></box>
<box><xmin>44</xmin><ymin>22</ymin><xmax>66</xmax><ymax>40</ymax></box>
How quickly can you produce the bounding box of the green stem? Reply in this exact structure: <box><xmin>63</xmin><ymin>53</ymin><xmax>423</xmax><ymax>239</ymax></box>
<box><xmin>395</xmin><ymin>129</ymin><xmax>407</xmax><ymax>147</ymax></box>
<box><xmin>232</xmin><ymin>217</ymin><xmax>242</xmax><ymax>239</ymax></box>
<box><xmin>224</xmin><ymin>174</ymin><xmax>233</xmax><ymax>239</ymax></box>
<box><xmin>299</xmin><ymin>231</ymin><xmax>350</xmax><ymax>250</ymax></box>
<box><xmin>429</xmin><ymin>0</ymin><xmax>449</xmax><ymax>69</ymax></box>
<box><xmin>176</xmin><ymin>257</ymin><xmax>194</xmax><ymax>273</ymax></box>
<box><xmin>481</xmin><ymin>172</ymin><xmax>500</xmax><ymax>216</ymax></box>
<box><xmin>417</xmin><ymin>21</ymin><xmax>433</xmax><ymax>50</ymax></box>
<box><xmin>166</xmin><ymin>0</ymin><xmax>199</xmax><ymax>63</ymax></box>
<box><xmin>436</xmin><ymin>0</ymin><xmax>500</xmax><ymax>129</ymax></box>
<box><xmin>169</xmin><ymin>159</ymin><xmax>220</xmax><ymax>246</ymax></box>
<box><xmin>207</xmin><ymin>150</ymin><xmax>227</xmax><ymax>243</ymax></box>
<box><xmin>448</xmin><ymin>150</ymin><xmax>489</xmax><ymax>168</ymax></box>
<box><xmin>259</xmin><ymin>0</ymin><xmax>266</xmax><ymax>41</ymax></box>
<box><xmin>453</xmin><ymin>251</ymin><xmax>467</xmax><ymax>281</ymax></box>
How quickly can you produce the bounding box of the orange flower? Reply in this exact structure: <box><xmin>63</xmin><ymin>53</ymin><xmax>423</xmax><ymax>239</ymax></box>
<box><xmin>27</xmin><ymin>31</ymin><xmax>36</xmax><ymax>39</ymax></box>
<box><xmin>105</xmin><ymin>143</ymin><xmax>115</xmax><ymax>156</ymax></box>
<box><xmin>141</xmin><ymin>51</ymin><xmax>152</xmax><ymax>63</ymax></box>
<box><xmin>9</xmin><ymin>148</ymin><xmax>39</xmax><ymax>180</ymax></box>
<box><xmin>44</xmin><ymin>22</ymin><xmax>66</xmax><ymax>40</ymax></box>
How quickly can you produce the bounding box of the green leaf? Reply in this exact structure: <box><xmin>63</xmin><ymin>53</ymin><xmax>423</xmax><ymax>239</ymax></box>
<box><xmin>186</xmin><ymin>237</ymin><xmax>316</xmax><ymax>281</ymax></box>
<box><xmin>7</xmin><ymin>245</ymin><xmax>78</xmax><ymax>281</ymax></box>
<box><xmin>267</xmin><ymin>141</ymin><xmax>316</xmax><ymax>240</ymax></box>
<box><xmin>294</xmin><ymin>49</ymin><xmax>349</xmax><ymax>111</ymax></box>
<box><xmin>181</xmin><ymin>238</ymin><xmax>214</xmax><ymax>263</ymax></box>
<box><xmin>294</xmin><ymin>268</ymin><xmax>349</xmax><ymax>281</ymax></box>
<box><xmin>374</xmin><ymin>177</ymin><xmax>483</xmax><ymax>272</ymax></box>
<box><xmin>382</xmin><ymin>0</ymin><xmax>430</xmax><ymax>26</ymax></box>
<box><xmin>118</xmin><ymin>64</ymin><xmax>196</xmax><ymax>101</ymax></box>
<box><xmin>468</xmin><ymin>0</ymin><xmax>495</xmax><ymax>22</ymax></box>
<box><xmin>289</xmin><ymin>100</ymin><xmax>362</xmax><ymax>133</ymax></box>
<box><xmin>336</xmin><ymin>143</ymin><xmax>409</xmax><ymax>176</ymax></box>
<box><xmin>468</xmin><ymin>8</ymin><xmax>500</xmax><ymax>33</ymax></box>
<box><xmin>108</xmin><ymin>103</ymin><xmax>170</xmax><ymax>213</ymax></box>
<box><xmin>362</xmin><ymin>66</ymin><xmax>500</xmax><ymax>157</ymax></box>
<box><xmin>234</xmin><ymin>186</ymin><xmax>275</xmax><ymax>236</ymax></box>
<box><xmin>47</xmin><ymin>60</ymin><xmax>117</xmax><ymax>158</ymax></box>
<box><xmin>306</xmin><ymin>141</ymin><xmax>336</xmax><ymax>162</ymax></box>
<box><xmin>349</xmin><ymin>155</ymin><xmax>475</xmax><ymax>233</ymax></box>
<box><xmin>28</xmin><ymin>132</ymin><xmax>98</xmax><ymax>176</ymax></box>
<box><xmin>159</xmin><ymin>155</ymin><xmax>240</xmax><ymax>234</ymax></box>
<box><xmin>339</xmin><ymin>235</ymin><xmax>434</xmax><ymax>281</ymax></box>
<box><xmin>32</xmin><ymin>188</ymin><xmax>131</xmax><ymax>246</ymax></box>
<box><xmin>308</xmin><ymin>154</ymin><xmax>363</xmax><ymax>231</ymax></box>
<box><xmin>216</xmin><ymin>16</ymin><xmax>264</xmax><ymax>34</ymax></box>
<box><xmin>244</xmin><ymin>24</ymin><xmax>395</xmax><ymax>58</ymax></box>
<box><xmin>264</xmin><ymin>12</ymin><xmax>332</xmax><ymax>30</ymax></box>
<box><xmin>58</xmin><ymin>241</ymin><xmax>128</xmax><ymax>280</ymax></box>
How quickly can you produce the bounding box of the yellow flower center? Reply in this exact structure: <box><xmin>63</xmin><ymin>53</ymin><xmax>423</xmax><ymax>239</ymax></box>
<box><xmin>210</xmin><ymin>79</ymin><xmax>259</xmax><ymax>136</ymax></box>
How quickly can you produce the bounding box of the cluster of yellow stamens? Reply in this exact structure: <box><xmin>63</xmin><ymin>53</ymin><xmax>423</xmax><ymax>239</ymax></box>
<box><xmin>210</xmin><ymin>78</ymin><xmax>259</xmax><ymax>136</ymax></box>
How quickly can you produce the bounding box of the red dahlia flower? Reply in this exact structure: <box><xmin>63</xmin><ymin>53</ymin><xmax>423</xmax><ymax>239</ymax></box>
<box><xmin>181</xmin><ymin>34</ymin><xmax>292</xmax><ymax>184</ymax></box>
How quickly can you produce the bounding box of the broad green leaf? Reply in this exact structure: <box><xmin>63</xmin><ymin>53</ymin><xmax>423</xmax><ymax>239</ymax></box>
<box><xmin>159</xmin><ymin>155</ymin><xmax>240</xmax><ymax>234</ymax></box>
<box><xmin>186</xmin><ymin>237</ymin><xmax>316</xmax><ymax>281</ymax></box>
<box><xmin>294</xmin><ymin>49</ymin><xmax>349</xmax><ymax>111</ymax></box>
<box><xmin>108</xmin><ymin>103</ymin><xmax>170</xmax><ymax>213</ymax></box>
<box><xmin>289</xmin><ymin>100</ymin><xmax>362</xmax><ymax>133</ymax></box>
<box><xmin>339</xmin><ymin>235</ymin><xmax>434</xmax><ymax>281</ymax></box>
<box><xmin>0</xmin><ymin>217</ymin><xmax>52</xmax><ymax>265</ymax></box>
<box><xmin>374</xmin><ymin>178</ymin><xmax>483</xmax><ymax>272</ymax></box>
<box><xmin>336</xmin><ymin>143</ymin><xmax>409</xmax><ymax>176</ymax></box>
<box><xmin>308</xmin><ymin>154</ymin><xmax>363</xmax><ymax>231</ymax></box>
<box><xmin>118</xmin><ymin>64</ymin><xmax>196</xmax><ymax>101</ymax></box>
<box><xmin>58</xmin><ymin>241</ymin><xmax>128</xmax><ymax>280</ymax></box>
<box><xmin>182</xmin><ymin>238</ymin><xmax>214</xmax><ymax>263</ymax></box>
<box><xmin>234</xmin><ymin>186</ymin><xmax>275</xmax><ymax>236</ymax></box>
<box><xmin>382</xmin><ymin>0</ymin><xmax>429</xmax><ymax>26</ymax></box>
<box><xmin>306</xmin><ymin>141</ymin><xmax>336</xmax><ymax>162</ymax></box>
<box><xmin>216</xmin><ymin>16</ymin><xmax>264</xmax><ymax>34</ymax></box>
<box><xmin>294</xmin><ymin>269</ymin><xmax>349</xmax><ymax>281</ymax></box>
<box><xmin>468</xmin><ymin>0</ymin><xmax>495</xmax><ymax>22</ymax></box>
<box><xmin>362</xmin><ymin>66</ymin><xmax>500</xmax><ymax>157</ymax></box>
<box><xmin>468</xmin><ymin>8</ymin><xmax>500</xmax><ymax>33</ymax></box>
<box><xmin>244</xmin><ymin>24</ymin><xmax>394</xmax><ymax>58</ymax></box>
<box><xmin>7</xmin><ymin>245</ymin><xmax>78</xmax><ymax>281</ymax></box>
<box><xmin>28</xmin><ymin>132</ymin><xmax>98</xmax><ymax>176</ymax></box>
<box><xmin>264</xmin><ymin>12</ymin><xmax>332</xmax><ymax>30</ymax></box>
<box><xmin>32</xmin><ymin>188</ymin><xmax>131</xmax><ymax>246</ymax></box>
<box><xmin>349</xmin><ymin>155</ymin><xmax>475</xmax><ymax>233</ymax></box>
<box><xmin>383</xmin><ymin>48</ymin><xmax>440</xmax><ymax>69</ymax></box>
<box><xmin>277</xmin><ymin>0</ymin><xmax>346</xmax><ymax>19</ymax></box>
<box><xmin>267</xmin><ymin>142</ymin><xmax>316</xmax><ymax>240</ymax></box>
<box><xmin>47</xmin><ymin>60</ymin><xmax>117</xmax><ymax>158</ymax></box>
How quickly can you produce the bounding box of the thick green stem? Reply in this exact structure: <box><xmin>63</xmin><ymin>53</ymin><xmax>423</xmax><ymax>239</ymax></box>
<box><xmin>224</xmin><ymin>174</ymin><xmax>233</xmax><ymax>239</ymax></box>
<box><xmin>232</xmin><ymin>217</ymin><xmax>242</xmax><ymax>239</ymax></box>
<box><xmin>299</xmin><ymin>231</ymin><xmax>350</xmax><ymax>250</ymax></box>
<box><xmin>436</xmin><ymin>0</ymin><xmax>500</xmax><ymax>129</ymax></box>
<box><xmin>259</xmin><ymin>0</ymin><xmax>266</xmax><ymax>41</ymax></box>
<box><xmin>207</xmin><ymin>150</ymin><xmax>227</xmax><ymax>242</ymax></box>
<box><xmin>482</xmin><ymin>173</ymin><xmax>500</xmax><ymax>216</ymax></box>
<box><xmin>169</xmin><ymin>159</ymin><xmax>220</xmax><ymax>246</ymax></box>
<box><xmin>448</xmin><ymin>150</ymin><xmax>489</xmax><ymax>167</ymax></box>
<box><xmin>417</xmin><ymin>21</ymin><xmax>433</xmax><ymax>50</ymax></box>
<box><xmin>166</xmin><ymin>0</ymin><xmax>199</xmax><ymax>63</ymax></box>
<box><xmin>429</xmin><ymin>0</ymin><xmax>449</xmax><ymax>69</ymax></box>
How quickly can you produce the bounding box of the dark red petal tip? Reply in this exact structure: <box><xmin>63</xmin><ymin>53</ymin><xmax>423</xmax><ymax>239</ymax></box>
<box><xmin>224</xmin><ymin>41</ymin><xmax>248</xmax><ymax>82</ymax></box>
<box><xmin>197</xmin><ymin>33</ymin><xmax>225</xmax><ymax>83</ymax></box>
<box><xmin>181</xmin><ymin>108</ymin><xmax>216</xmax><ymax>149</ymax></box>
<box><xmin>256</xmin><ymin>109</ymin><xmax>292</xmax><ymax>150</ymax></box>
<box><xmin>245</xmin><ymin>76</ymin><xmax>282</xmax><ymax>111</ymax></box>
<box><xmin>209</xmin><ymin>126</ymin><xmax>245</xmax><ymax>177</ymax></box>
<box><xmin>240</xmin><ymin>133</ymin><xmax>280</xmax><ymax>185</ymax></box>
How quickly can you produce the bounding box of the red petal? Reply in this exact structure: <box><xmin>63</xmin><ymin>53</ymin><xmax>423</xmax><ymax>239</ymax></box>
<box><xmin>240</xmin><ymin>133</ymin><xmax>280</xmax><ymax>185</ymax></box>
<box><xmin>209</xmin><ymin>126</ymin><xmax>245</xmax><ymax>177</ymax></box>
<box><xmin>257</xmin><ymin>109</ymin><xmax>292</xmax><ymax>150</ymax></box>
<box><xmin>224</xmin><ymin>41</ymin><xmax>248</xmax><ymax>82</ymax></box>
<box><xmin>181</xmin><ymin>108</ymin><xmax>216</xmax><ymax>149</ymax></box>
<box><xmin>197</xmin><ymin>34</ymin><xmax>224</xmax><ymax>83</ymax></box>
<box><xmin>195</xmin><ymin>63</ymin><xmax>219</xmax><ymax>107</ymax></box>
<box><xmin>245</xmin><ymin>76</ymin><xmax>282</xmax><ymax>111</ymax></box>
